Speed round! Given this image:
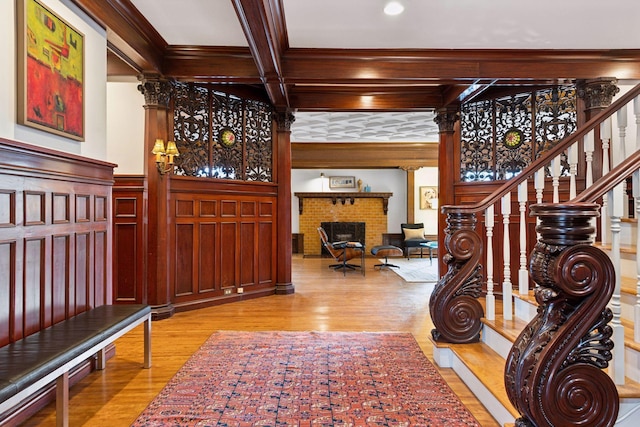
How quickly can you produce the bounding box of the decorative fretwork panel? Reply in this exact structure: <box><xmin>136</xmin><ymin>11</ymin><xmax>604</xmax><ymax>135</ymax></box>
<box><xmin>495</xmin><ymin>93</ymin><xmax>532</xmax><ymax>180</ymax></box>
<box><xmin>171</xmin><ymin>82</ymin><xmax>273</xmax><ymax>182</ymax></box>
<box><xmin>535</xmin><ymin>85</ymin><xmax>577</xmax><ymax>176</ymax></box>
<box><xmin>460</xmin><ymin>100</ymin><xmax>494</xmax><ymax>182</ymax></box>
<box><xmin>460</xmin><ymin>85</ymin><xmax>577</xmax><ymax>182</ymax></box>
<box><xmin>245</xmin><ymin>100</ymin><xmax>273</xmax><ymax>182</ymax></box>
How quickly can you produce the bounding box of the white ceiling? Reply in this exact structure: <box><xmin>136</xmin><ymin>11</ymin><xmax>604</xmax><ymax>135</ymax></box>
<box><xmin>128</xmin><ymin>0</ymin><xmax>640</xmax><ymax>142</ymax></box>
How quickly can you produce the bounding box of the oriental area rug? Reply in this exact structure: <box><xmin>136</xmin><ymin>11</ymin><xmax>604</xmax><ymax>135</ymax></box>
<box><xmin>132</xmin><ymin>331</ymin><xmax>480</xmax><ymax>426</ymax></box>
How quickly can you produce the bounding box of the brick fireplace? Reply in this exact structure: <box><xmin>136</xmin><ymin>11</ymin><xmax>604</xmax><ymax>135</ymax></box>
<box><xmin>295</xmin><ymin>192</ymin><xmax>392</xmax><ymax>256</ymax></box>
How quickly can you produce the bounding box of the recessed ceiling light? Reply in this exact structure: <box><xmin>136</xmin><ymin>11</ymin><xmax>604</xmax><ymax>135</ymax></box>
<box><xmin>384</xmin><ymin>1</ymin><xmax>405</xmax><ymax>16</ymax></box>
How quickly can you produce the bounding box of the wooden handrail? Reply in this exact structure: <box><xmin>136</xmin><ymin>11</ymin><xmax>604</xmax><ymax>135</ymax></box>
<box><xmin>443</xmin><ymin>83</ymin><xmax>640</xmax><ymax>214</ymax></box>
<box><xmin>572</xmin><ymin>149</ymin><xmax>640</xmax><ymax>203</ymax></box>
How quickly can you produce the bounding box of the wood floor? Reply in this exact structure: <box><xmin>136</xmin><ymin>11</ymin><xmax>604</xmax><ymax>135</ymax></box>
<box><xmin>22</xmin><ymin>256</ymin><xmax>500</xmax><ymax>427</ymax></box>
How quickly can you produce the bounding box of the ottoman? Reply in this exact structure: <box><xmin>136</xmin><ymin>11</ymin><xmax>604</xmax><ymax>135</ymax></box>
<box><xmin>371</xmin><ymin>245</ymin><xmax>403</xmax><ymax>269</ymax></box>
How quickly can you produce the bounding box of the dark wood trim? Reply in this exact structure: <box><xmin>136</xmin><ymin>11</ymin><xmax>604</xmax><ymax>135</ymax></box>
<box><xmin>292</xmin><ymin>142</ymin><xmax>438</xmax><ymax>169</ymax></box>
<box><xmin>70</xmin><ymin>0</ymin><xmax>165</xmax><ymax>73</ymax></box>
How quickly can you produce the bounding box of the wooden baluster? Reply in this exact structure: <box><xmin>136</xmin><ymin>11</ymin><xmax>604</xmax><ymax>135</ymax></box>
<box><xmin>568</xmin><ymin>142</ymin><xmax>578</xmax><ymax>199</ymax></box>
<box><xmin>617</xmin><ymin>105</ymin><xmax>628</xmax><ymax>216</ymax></box>
<box><xmin>502</xmin><ymin>192</ymin><xmax>512</xmax><ymax>320</ymax></box>
<box><xmin>518</xmin><ymin>180</ymin><xmax>528</xmax><ymax>295</ymax></box>
<box><xmin>601</xmin><ymin>118</ymin><xmax>612</xmax><ymax>246</ymax></box>
<box><xmin>609</xmin><ymin>184</ymin><xmax>625</xmax><ymax>385</ymax></box>
<box><xmin>551</xmin><ymin>155</ymin><xmax>561</xmax><ymax>203</ymax></box>
<box><xmin>534</xmin><ymin>168</ymin><xmax>545</xmax><ymax>240</ymax></box>
<box><xmin>584</xmin><ymin>130</ymin><xmax>595</xmax><ymax>188</ymax></box>
<box><xmin>485</xmin><ymin>205</ymin><xmax>495</xmax><ymax>321</ymax></box>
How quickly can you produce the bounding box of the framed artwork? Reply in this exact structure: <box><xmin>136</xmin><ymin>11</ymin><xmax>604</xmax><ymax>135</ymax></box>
<box><xmin>420</xmin><ymin>186</ymin><xmax>438</xmax><ymax>210</ymax></box>
<box><xmin>329</xmin><ymin>176</ymin><xmax>356</xmax><ymax>189</ymax></box>
<box><xmin>17</xmin><ymin>0</ymin><xmax>84</xmax><ymax>141</ymax></box>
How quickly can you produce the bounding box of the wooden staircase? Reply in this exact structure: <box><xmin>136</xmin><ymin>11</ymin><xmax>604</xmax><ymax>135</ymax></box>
<box><xmin>429</xmin><ymin>83</ymin><xmax>640</xmax><ymax>426</ymax></box>
<box><xmin>431</xmin><ymin>222</ymin><xmax>640</xmax><ymax>426</ymax></box>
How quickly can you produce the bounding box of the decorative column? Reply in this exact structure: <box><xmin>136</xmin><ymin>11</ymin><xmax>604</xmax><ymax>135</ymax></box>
<box><xmin>506</xmin><ymin>203</ymin><xmax>618</xmax><ymax>427</ymax></box>
<box><xmin>576</xmin><ymin>78</ymin><xmax>620</xmax><ymax>182</ymax></box>
<box><xmin>138</xmin><ymin>74</ymin><xmax>175</xmax><ymax>319</ymax></box>
<box><xmin>274</xmin><ymin>110</ymin><xmax>295</xmax><ymax>294</ymax></box>
<box><xmin>435</xmin><ymin>107</ymin><xmax>460</xmax><ymax>274</ymax></box>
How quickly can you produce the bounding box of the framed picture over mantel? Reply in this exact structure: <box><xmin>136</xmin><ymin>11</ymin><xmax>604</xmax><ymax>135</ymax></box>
<box><xmin>329</xmin><ymin>176</ymin><xmax>356</xmax><ymax>189</ymax></box>
<box><xmin>17</xmin><ymin>0</ymin><xmax>85</xmax><ymax>141</ymax></box>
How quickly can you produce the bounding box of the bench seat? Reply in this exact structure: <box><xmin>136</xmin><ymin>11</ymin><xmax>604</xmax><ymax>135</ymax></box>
<box><xmin>0</xmin><ymin>304</ymin><xmax>151</xmax><ymax>426</ymax></box>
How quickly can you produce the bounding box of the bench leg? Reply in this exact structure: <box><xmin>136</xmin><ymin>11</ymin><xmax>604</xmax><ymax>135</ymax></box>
<box><xmin>144</xmin><ymin>316</ymin><xmax>152</xmax><ymax>368</ymax></box>
<box><xmin>56</xmin><ymin>371</ymin><xmax>69</xmax><ymax>427</ymax></box>
<box><xmin>97</xmin><ymin>347</ymin><xmax>107</xmax><ymax>370</ymax></box>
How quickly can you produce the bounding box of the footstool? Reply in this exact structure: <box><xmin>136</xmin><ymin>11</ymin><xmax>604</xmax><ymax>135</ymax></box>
<box><xmin>371</xmin><ymin>245</ymin><xmax>403</xmax><ymax>269</ymax></box>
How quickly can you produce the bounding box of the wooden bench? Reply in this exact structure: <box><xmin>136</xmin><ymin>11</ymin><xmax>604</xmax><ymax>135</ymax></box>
<box><xmin>0</xmin><ymin>304</ymin><xmax>151</xmax><ymax>427</ymax></box>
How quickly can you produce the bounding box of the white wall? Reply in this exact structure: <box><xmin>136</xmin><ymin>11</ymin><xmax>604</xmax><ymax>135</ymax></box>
<box><xmin>291</xmin><ymin>169</ymin><xmax>407</xmax><ymax>233</ymax></box>
<box><xmin>106</xmin><ymin>81</ymin><xmax>145</xmax><ymax>174</ymax></box>
<box><xmin>0</xmin><ymin>0</ymin><xmax>107</xmax><ymax>160</ymax></box>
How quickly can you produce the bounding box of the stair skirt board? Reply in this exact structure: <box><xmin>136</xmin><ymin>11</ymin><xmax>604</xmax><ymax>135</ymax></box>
<box><xmin>432</xmin><ymin>345</ymin><xmax>516</xmax><ymax>427</ymax></box>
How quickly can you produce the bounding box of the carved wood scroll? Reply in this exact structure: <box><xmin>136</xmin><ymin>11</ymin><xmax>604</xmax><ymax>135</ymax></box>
<box><xmin>505</xmin><ymin>203</ymin><xmax>618</xmax><ymax>427</ymax></box>
<box><xmin>429</xmin><ymin>210</ymin><xmax>484</xmax><ymax>343</ymax></box>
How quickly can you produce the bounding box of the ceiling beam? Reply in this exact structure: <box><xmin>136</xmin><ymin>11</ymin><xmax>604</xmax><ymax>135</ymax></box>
<box><xmin>232</xmin><ymin>0</ymin><xmax>290</xmax><ymax>109</ymax></box>
<box><xmin>71</xmin><ymin>0</ymin><xmax>165</xmax><ymax>73</ymax></box>
<box><xmin>290</xmin><ymin>86</ymin><xmax>443</xmax><ymax>111</ymax></box>
<box><xmin>292</xmin><ymin>143</ymin><xmax>438</xmax><ymax>169</ymax></box>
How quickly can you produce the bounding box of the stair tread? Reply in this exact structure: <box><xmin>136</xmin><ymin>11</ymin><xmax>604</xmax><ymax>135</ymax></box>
<box><xmin>594</xmin><ymin>241</ymin><xmax>637</xmax><ymax>255</ymax></box>
<box><xmin>435</xmin><ymin>340</ymin><xmax>520</xmax><ymax>418</ymax></box>
<box><xmin>481</xmin><ymin>316</ymin><xmax>640</xmax><ymax>399</ymax></box>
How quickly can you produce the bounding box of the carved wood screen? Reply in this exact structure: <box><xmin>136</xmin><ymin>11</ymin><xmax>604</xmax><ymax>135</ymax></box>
<box><xmin>171</xmin><ymin>82</ymin><xmax>273</xmax><ymax>182</ymax></box>
<box><xmin>460</xmin><ymin>85</ymin><xmax>577</xmax><ymax>182</ymax></box>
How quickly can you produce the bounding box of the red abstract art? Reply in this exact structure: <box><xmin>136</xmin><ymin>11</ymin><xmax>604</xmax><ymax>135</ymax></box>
<box><xmin>17</xmin><ymin>0</ymin><xmax>84</xmax><ymax>140</ymax></box>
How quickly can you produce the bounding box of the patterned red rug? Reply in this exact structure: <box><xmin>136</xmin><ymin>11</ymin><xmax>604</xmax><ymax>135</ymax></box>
<box><xmin>133</xmin><ymin>331</ymin><xmax>480</xmax><ymax>426</ymax></box>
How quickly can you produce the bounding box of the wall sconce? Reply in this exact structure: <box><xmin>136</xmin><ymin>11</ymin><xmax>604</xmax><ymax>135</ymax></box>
<box><xmin>152</xmin><ymin>139</ymin><xmax>180</xmax><ymax>175</ymax></box>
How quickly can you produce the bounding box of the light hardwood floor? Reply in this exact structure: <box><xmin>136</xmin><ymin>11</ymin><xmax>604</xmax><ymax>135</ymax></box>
<box><xmin>22</xmin><ymin>256</ymin><xmax>500</xmax><ymax>427</ymax></box>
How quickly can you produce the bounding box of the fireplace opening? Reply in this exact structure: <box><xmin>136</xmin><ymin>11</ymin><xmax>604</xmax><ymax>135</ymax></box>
<box><xmin>320</xmin><ymin>222</ymin><xmax>365</xmax><ymax>257</ymax></box>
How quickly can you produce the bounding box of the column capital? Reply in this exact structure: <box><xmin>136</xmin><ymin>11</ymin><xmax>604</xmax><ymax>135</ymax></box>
<box><xmin>137</xmin><ymin>74</ymin><xmax>172</xmax><ymax>108</ymax></box>
<box><xmin>434</xmin><ymin>107</ymin><xmax>460</xmax><ymax>134</ymax></box>
<box><xmin>275</xmin><ymin>110</ymin><xmax>296</xmax><ymax>132</ymax></box>
<box><xmin>576</xmin><ymin>78</ymin><xmax>620</xmax><ymax>111</ymax></box>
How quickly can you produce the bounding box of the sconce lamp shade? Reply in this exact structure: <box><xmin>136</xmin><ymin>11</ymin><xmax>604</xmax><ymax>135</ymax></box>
<box><xmin>165</xmin><ymin>141</ymin><xmax>180</xmax><ymax>156</ymax></box>
<box><xmin>152</xmin><ymin>139</ymin><xmax>166</xmax><ymax>154</ymax></box>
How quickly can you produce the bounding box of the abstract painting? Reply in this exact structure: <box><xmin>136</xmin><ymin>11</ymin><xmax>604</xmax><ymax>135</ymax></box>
<box><xmin>17</xmin><ymin>0</ymin><xmax>84</xmax><ymax>140</ymax></box>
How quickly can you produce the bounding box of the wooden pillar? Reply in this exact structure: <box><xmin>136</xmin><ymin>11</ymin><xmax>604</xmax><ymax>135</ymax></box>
<box><xmin>403</xmin><ymin>168</ymin><xmax>417</xmax><ymax>223</ymax></box>
<box><xmin>435</xmin><ymin>107</ymin><xmax>460</xmax><ymax>273</ymax></box>
<box><xmin>138</xmin><ymin>75</ymin><xmax>175</xmax><ymax>319</ymax></box>
<box><xmin>274</xmin><ymin>110</ymin><xmax>294</xmax><ymax>294</ymax></box>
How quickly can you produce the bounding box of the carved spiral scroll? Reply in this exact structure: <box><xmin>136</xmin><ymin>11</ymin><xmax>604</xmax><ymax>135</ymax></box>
<box><xmin>430</xmin><ymin>211</ymin><xmax>484</xmax><ymax>343</ymax></box>
<box><xmin>506</xmin><ymin>203</ymin><xmax>619</xmax><ymax>427</ymax></box>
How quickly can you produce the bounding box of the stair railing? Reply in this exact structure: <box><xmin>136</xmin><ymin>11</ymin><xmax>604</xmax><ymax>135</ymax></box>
<box><xmin>430</xmin><ymin>83</ymin><xmax>640</xmax><ymax>348</ymax></box>
<box><xmin>431</xmin><ymin>84</ymin><xmax>640</xmax><ymax>426</ymax></box>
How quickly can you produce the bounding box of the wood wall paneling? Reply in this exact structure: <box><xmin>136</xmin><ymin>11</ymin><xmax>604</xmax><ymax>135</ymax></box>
<box><xmin>168</xmin><ymin>178</ymin><xmax>278</xmax><ymax>310</ymax></box>
<box><xmin>113</xmin><ymin>177</ymin><xmax>146</xmax><ymax>304</ymax></box>
<box><xmin>0</xmin><ymin>138</ymin><xmax>115</xmax><ymax>346</ymax></box>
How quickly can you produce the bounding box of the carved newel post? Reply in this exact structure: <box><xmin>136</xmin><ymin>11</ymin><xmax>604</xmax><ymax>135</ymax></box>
<box><xmin>505</xmin><ymin>203</ymin><xmax>618</xmax><ymax>427</ymax></box>
<box><xmin>430</xmin><ymin>209</ymin><xmax>484</xmax><ymax>343</ymax></box>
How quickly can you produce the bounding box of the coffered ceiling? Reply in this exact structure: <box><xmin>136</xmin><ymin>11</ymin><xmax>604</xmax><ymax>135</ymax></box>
<box><xmin>75</xmin><ymin>0</ymin><xmax>640</xmax><ymax>143</ymax></box>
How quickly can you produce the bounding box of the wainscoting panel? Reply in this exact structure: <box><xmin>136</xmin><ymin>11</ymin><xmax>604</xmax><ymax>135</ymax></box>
<box><xmin>112</xmin><ymin>177</ymin><xmax>146</xmax><ymax>304</ymax></box>
<box><xmin>0</xmin><ymin>138</ymin><xmax>114</xmax><ymax>345</ymax></box>
<box><xmin>169</xmin><ymin>178</ymin><xmax>278</xmax><ymax>310</ymax></box>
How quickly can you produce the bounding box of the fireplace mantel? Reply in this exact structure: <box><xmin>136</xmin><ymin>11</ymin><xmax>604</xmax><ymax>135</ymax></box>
<box><xmin>294</xmin><ymin>192</ymin><xmax>392</xmax><ymax>215</ymax></box>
